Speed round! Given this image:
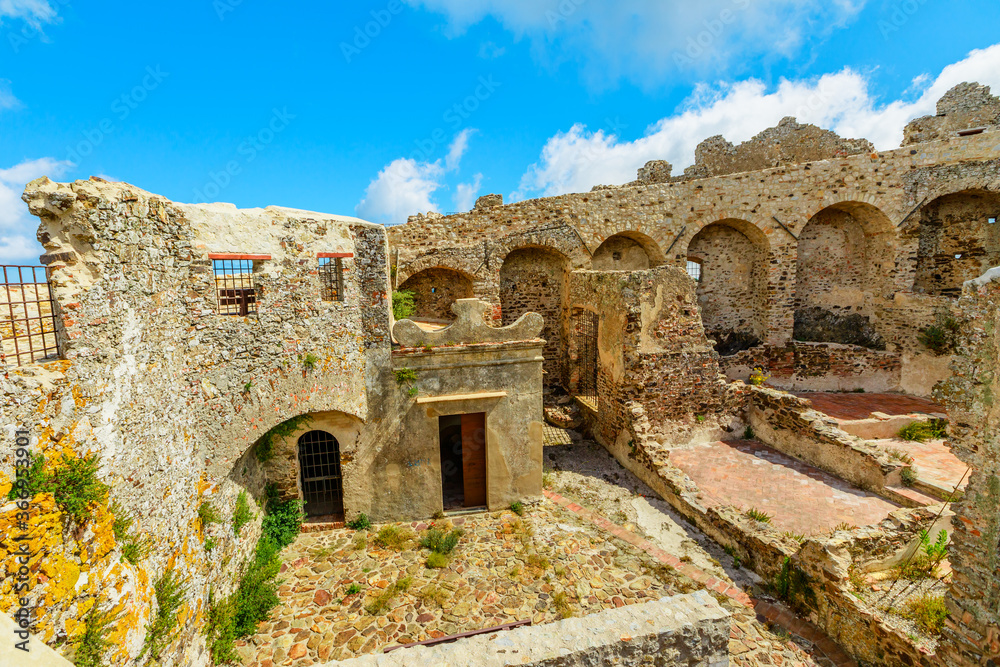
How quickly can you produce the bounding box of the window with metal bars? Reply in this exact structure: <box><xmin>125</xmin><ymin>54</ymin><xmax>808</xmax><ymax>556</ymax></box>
<box><xmin>318</xmin><ymin>257</ymin><xmax>344</xmax><ymax>302</ymax></box>
<box><xmin>212</xmin><ymin>258</ymin><xmax>258</xmax><ymax>316</ymax></box>
<box><xmin>298</xmin><ymin>430</ymin><xmax>344</xmax><ymax>519</ymax></box>
<box><xmin>1</xmin><ymin>265</ymin><xmax>60</xmax><ymax>367</ymax></box>
<box><xmin>686</xmin><ymin>259</ymin><xmax>702</xmax><ymax>282</ymax></box>
<box><xmin>574</xmin><ymin>310</ymin><xmax>599</xmax><ymax>403</ymax></box>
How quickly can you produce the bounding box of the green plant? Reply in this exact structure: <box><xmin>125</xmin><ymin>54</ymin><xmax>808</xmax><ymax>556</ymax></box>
<box><xmin>885</xmin><ymin>447</ymin><xmax>914</xmax><ymax>464</ymax></box>
<box><xmin>204</xmin><ymin>588</ymin><xmax>238</xmax><ymax>665</ymax></box>
<box><xmin>744</xmin><ymin>508</ymin><xmax>772</xmax><ymax>524</ymax></box>
<box><xmin>552</xmin><ymin>591</ymin><xmax>573</xmax><ymax>618</ymax></box>
<box><xmin>833</xmin><ymin>522</ymin><xmax>858</xmax><ymax>532</ymax></box>
<box><xmin>232</xmin><ymin>491</ymin><xmax>253</xmax><ymax>535</ymax></box>
<box><xmin>259</xmin><ymin>483</ymin><xmax>304</xmax><ymax>552</ymax></box>
<box><xmin>373</xmin><ymin>525</ymin><xmax>415</xmax><ymax>550</ymax></box>
<box><xmin>743</xmin><ymin>425</ymin><xmax>756</xmax><ymax>441</ymax></box>
<box><xmin>255</xmin><ymin>414</ymin><xmax>313</xmax><ymax>463</ymax></box>
<box><xmin>392</xmin><ymin>290</ymin><xmax>417</xmax><ymax>320</ymax></box>
<box><xmin>419</xmin><ymin>584</ymin><xmax>450</xmax><ymax>607</ymax></box>
<box><xmin>242</xmin><ymin>380</ymin><xmax>253</xmax><ymax>394</ymax></box>
<box><xmin>420</xmin><ymin>527</ymin><xmax>463</xmax><ymax>555</ymax></box>
<box><xmin>7</xmin><ymin>453</ymin><xmax>47</xmax><ymax>501</ymax></box>
<box><xmin>110</xmin><ymin>500</ymin><xmax>151</xmax><ymax>565</ymax></box>
<box><xmin>394</xmin><ymin>368</ymin><xmax>417</xmax><ymax>385</ymax></box>
<box><xmin>542</xmin><ymin>471</ymin><xmax>553</xmax><ymax>488</ymax></box>
<box><xmin>347</xmin><ymin>513</ymin><xmax>372</xmax><ymax>531</ymax></box>
<box><xmin>749</xmin><ymin>366</ymin><xmax>771</xmax><ymax>386</ymax></box>
<box><xmin>509</xmin><ymin>501</ymin><xmax>525</xmax><ymax>516</ymax></box>
<box><xmin>199</xmin><ymin>501</ymin><xmax>222</xmax><ymax>527</ymax></box>
<box><xmin>781</xmin><ymin>531</ymin><xmax>805</xmax><ymax>542</ymax></box>
<box><xmin>204</xmin><ymin>536</ymin><xmax>217</xmax><ymax>552</ymax></box>
<box><xmin>900</xmin><ymin>466</ymin><xmax>918</xmax><ymax>487</ymax></box>
<box><xmin>695</xmin><ymin>414</ymin><xmax>706</xmax><ymax>423</ymax></box>
<box><xmin>848</xmin><ymin>564</ymin><xmax>867</xmax><ymax>591</ymax></box>
<box><xmin>346</xmin><ymin>583</ymin><xmax>362</xmax><ymax>596</ymax></box>
<box><xmin>426</xmin><ymin>551</ymin><xmax>450</xmax><ymax>568</ymax></box>
<box><xmin>141</xmin><ymin>568</ymin><xmax>188</xmax><ymax>662</ymax></box>
<box><xmin>918</xmin><ymin>315</ymin><xmax>960</xmax><ymax>355</ymax></box>
<box><xmin>72</xmin><ymin>604</ymin><xmax>115</xmax><ymax>667</ymax></box>
<box><xmin>364</xmin><ymin>576</ymin><xmax>413</xmax><ymax>615</ymax></box>
<box><xmin>407</xmin><ymin>386</ymin><xmax>419</xmax><ymax>397</ymax></box>
<box><xmin>772</xmin><ymin>557</ymin><xmax>815</xmax><ymax>608</ymax></box>
<box><xmin>898</xmin><ymin>420</ymin><xmax>947</xmax><ymax>443</ymax></box>
<box><xmin>903</xmin><ymin>593</ymin><xmax>949</xmax><ymax>634</ymax></box>
<box><xmin>300</xmin><ymin>353</ymin><xmax>320</xmax><ymax>371</ymax></box>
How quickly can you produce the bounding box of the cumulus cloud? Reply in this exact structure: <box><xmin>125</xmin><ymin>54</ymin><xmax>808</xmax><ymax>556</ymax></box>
<box><xmin>405</xmin><ymin>0</ymin><xmax>866</xmax><ymax>88</ymax></box>
<box><xmin>357</xmin><ymin>129</ymin><xmax>475</xmax><ymax>224</ymax></box>
<box><xmin>454</xmin><ymin>173</ymin><xmax>484</xmax><ymax>212</ymax></box>
<box><xmin>0</xmin><ymin>157</ymin><xmax>73</xmax><ymax>263</ymax></box>
<box><xmin>0</xmin><ymin>0</ymin><xmax>58</xmax><ymax>27</ymax></box>
<box><xmin>0</xmin><ymin>80</ymin><xmax>19</xmax><ymax>110</ymax></box>
<box><xmin>515</xmin><ymin>44</ymin><xmax>1000</xmax><ymax>199</ymax></box>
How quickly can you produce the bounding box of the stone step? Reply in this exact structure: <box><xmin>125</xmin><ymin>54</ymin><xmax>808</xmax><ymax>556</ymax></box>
<box><xmin>884</xmin><ymin>485</ymin><xmax>940</xmax><ymax>507</ymax></box>
<box><xmin>300</xmin><ymin>521</ymin><xmax>344</xmax><ymax>533</ymax></box>
<box><xmin>912</xmin><ymin>477</ymin><xmax>957</xmax><ymax>503</ymax></box>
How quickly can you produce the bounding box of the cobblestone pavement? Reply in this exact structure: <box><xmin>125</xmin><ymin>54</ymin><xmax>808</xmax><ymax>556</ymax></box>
<box><xmin>237</xmin><ymin>502</ymin><xmax>701</xmax><ymax>666</ymax></box>
<box><xmin>793</xmin><ymin>392</ymin><xmax>945</xmax><ymax>420</ymax></box>
<box><xmin>667</xmin><ymin>440</ymin><xmax>899</xmax><ymax>535</ymax></box>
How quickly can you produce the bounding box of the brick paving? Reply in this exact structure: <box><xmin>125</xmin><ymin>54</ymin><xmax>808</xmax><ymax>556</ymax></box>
<box><xmin>876</xmin><ymin>436</ymin><xmax>969</xmax><ymax>492</ymax></box>
<box><xmin>546</xmin><ymin>489</ymin><xmax>858</xmax><ymax>667</ymax></box>
<box><xmin>793</xmin><ymin>392</ymin><xmax>945</xmax><ymax>420</ymax></box>
<box><xmin>668</xmin><ymin>440</ymin><xmax>899</xmax><ymax>535</ymax></box>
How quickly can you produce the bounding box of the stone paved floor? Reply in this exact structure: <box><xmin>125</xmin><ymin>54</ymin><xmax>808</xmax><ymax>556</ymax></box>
<box><xmin>668</xmin><ymin>440</ymin><xmax>900</xmax><ymax>535</ymax></box>
<box><xmin>793</xmin><ymin>392</ymin><xmax>945</xmax><ymax>420</ymax></box>
<box><xmin>237</xmin><ymin>502</ymin><xmax>700</xmax><ymax>666</ymax></box>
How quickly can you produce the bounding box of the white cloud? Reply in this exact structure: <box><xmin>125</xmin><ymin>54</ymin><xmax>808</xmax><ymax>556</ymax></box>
<box><xmin>515</xmin><ymin>44</ymin><xmax>1000</xmax><ymax>199</ymax></box>
<box><xmin>357</xmin><ymin>130</ymin><xmax>476</xmax><ymax>224</ymax></box>
<box><xmin>0</xmin><ymin>80</ymin><xmax>19</xmax><ymax>110</ymax></box>
<box><xmin>0</xmin><ymin>157</ymin><xmax>73</xmax><ymax>263</ymax></box>
<box><xmin>0</xmin><ymin>0</ymin><xmax>58</xmax><ymax>27</ymax></box>
<box><xmin>406</xmin><ymin>0</ymin><xmax>866</xmax><ymax>88</ymax></box>
<box><xmin>454</xmin><ymin>173</ymin><xmax>484</xmax><ymax>212</ymax></box>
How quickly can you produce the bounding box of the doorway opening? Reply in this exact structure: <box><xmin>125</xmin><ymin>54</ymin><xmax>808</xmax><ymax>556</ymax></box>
<box><xmin>438</xmin><ymin>413</ymin><xmax>488</xmax><ymax>511</ymax></box>
<box><xmin>298</xmin><ymin>430</ymin><xmax>344</xmax><ymax>521</ymax></box>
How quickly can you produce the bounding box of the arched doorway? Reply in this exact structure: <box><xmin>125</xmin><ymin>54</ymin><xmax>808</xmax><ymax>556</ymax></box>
<box><xmin>298</xmin><ymin>430</ymin><xmax>344</xmax><ymax>519</ymax></box>
<box><xmin>499</xmin><ymin>247</ymin><xmax>569</xmax><ymax>385</ymax></box>
<box><xmin>913</xmin><ymin>190</ymin><xmax>1000</xmax><ymax>297</ymax></box>
<box><xmin>397</xmin><ymin>267</ymin><xmax>475</xmax><ymax>321</ymax></box>
<box><xmin>686</xmin><ymin>219</ymin><xmax>769</xmax><ymax>355</ymax></box>
<box><xmin>794</xmin><ymin>202</ymin><xmax>895</xmax><ymax>349</ymax></box>
<box><xmin>591</xmin><ymin>232</ymin><xmax>664</xmax><ymax>271</ymax></box>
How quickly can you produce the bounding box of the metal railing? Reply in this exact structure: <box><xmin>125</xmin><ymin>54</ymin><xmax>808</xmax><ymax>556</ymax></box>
<box><xmin>1</xmin><ymin>266</ymin><xmax>60</xmax><ymax>367</ymax></box>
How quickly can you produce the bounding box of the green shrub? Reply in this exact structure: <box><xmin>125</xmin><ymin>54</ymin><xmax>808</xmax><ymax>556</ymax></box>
<box><xmin>300</xmin><ymin>353</ymin><xmax>320</xmax><ymax>371</ymax></box>
<box><xmin>373</xmin><ymin>525</ymin><xmax>415</xmax><ymax>550</ymax></box>
<box><xmin>204</xmin><ymin>589</ymin><xmax>238</xmax><ymax>666</ymax></box>
<box><xmin>749</xmin><ymin>366</ymin><xmax>770</xmax><ymax>386</ymax></box>
<box><xmin>364</xmin><ymin>576</ymin><xmax>413</xmax><ymax>615</ymax></box>
<box><xmin>394</xmin><ymin>368</ymin><xmax>417</xmax><ymax>385</ymax></box>
<box><xmin>110</xmin><ymin>501</ymin><xmax>151</xmax><ymax>565</ymax></box>
<box><xmin>900</xmin><ymin>466</ymin><xmax>918</xmax><ymax>487</ymax></box>
<box><xmin>72</xmin><ymin>604</ymin><xmax>115</xmax><ymax>667</ymax></box>
<box><xmin>232</xmin><ymin>491</ymin><xmax>253</xmax><ymax>535</ymax></box>
<box><xmin>918</xmin><ymin>315</ymin><xmax>959</xmax><ymax>355</ymax></box>
<box><xmin>420</xmin><ymin>527</ymin><xmax>463</xmax><ymax>555</ymax></box>
<box><xmin>199</xmin><ymin>501</ymin><xmax>222</xmax><ymax>526</ymax></box>
<box><xmin>347</xmin><ymin>513</ymin><xmax>372</xmax><ymax>531</ymax></box>
<box><xmin>141</xmin><ymin>568</ymin><xmax>188</xmax><ymax>662</ymax></box>
<box><xmin>392</xmin><ymin>290</ymin><xmax>416</xmax><ymax>320</ymax></box>
<box><xmin>346</xmin><ymin>583</ymin><xmax>363</xmax><ymax>596</ymax></box>
<box><xmin>744</xmin><ymin>508</ymin><xmax>772</xmax><ymax>524</ymax></box>
<box><xmin>903</xmin><ymin>593</ymin><xmax>949</xmax><ymax>634</ymax></box>
<box><xmin>204</xmin><ymin>536</ymin><xmax>217</xmax><ymax>552</ymax></box>
<box><xmin>898</xmin><ymin>420</ymin><xmax>947</xmax><ymax>442</ymax></box>
<box><xmin>743</xmin><ymin>425</ymin><xmax>756</xmax><ymax>441</ymax></box>
<box><xmin>426</xmin><ymin>552</ymin><xmax>450</xmax><ymax>569</ymax></box>
<box><xmin>7</xmin><ymin>453</ymin><xmax>47</xmax><ymax>501</ymax></box>
<box><xmin>897</xmin><ymin>529</ymin><xmax>949</xmax><ymax>579</ymax></box>
<box><xmin>509</xmin><ymin>501</ymin><xmax>525</xmax><ymax>517</ymax></box>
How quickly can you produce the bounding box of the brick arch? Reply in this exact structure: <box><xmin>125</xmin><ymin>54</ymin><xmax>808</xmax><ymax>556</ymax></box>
<box><xmin>685</xmin><ymin>218</ymin><xmax>771</xmax><ymax>353</ymax></box>
<box><xmin>396</xmin><ymin>253</ymin><xmax>481</xmax><ymax>287</ymax></box>
<box><xmin>491</xmin><ymin>226</ymin><xmax>591</xmax><ymax>270</ymax></box>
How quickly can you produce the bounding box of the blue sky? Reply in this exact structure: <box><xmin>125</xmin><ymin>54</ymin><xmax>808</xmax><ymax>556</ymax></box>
<box><xmin>1</xmin><ymin>0</ymin><xmax>999</xmax><ymax>264</ymax></box>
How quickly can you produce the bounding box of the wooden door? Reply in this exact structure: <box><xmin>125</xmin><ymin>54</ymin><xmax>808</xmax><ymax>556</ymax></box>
<box><xmin>460</xmin><ymin>413</ymin><xmax>487</xmax><ymax>507</ymax></box>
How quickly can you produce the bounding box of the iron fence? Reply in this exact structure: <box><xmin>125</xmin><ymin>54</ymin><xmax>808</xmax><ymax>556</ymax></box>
<box><xmin>1</xmin><ymin>265</ymin><xmax>60</xmax><ymax>367</ymax></box>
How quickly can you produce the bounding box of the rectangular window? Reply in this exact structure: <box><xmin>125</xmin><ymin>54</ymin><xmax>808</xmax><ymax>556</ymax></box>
<box><xmin>1</xmin><ymin>265</ymin><xmax>60</xmax><ymax>367</ymax></box>
<box><xmin>318</xmin><ymin>253</ymin><xmax>351</xmax><ymax>302</ymax></box>
<box><xmin>686</xmin><ymin>260</ymin><xmax>702</xmax><ymax>282</ymax></box>
<box><xmin>211</xmin><ymin>255</ymin><xmax>266</xmax><ymax>316</ymax></box>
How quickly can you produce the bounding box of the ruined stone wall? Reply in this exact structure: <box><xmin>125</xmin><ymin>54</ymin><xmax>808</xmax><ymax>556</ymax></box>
<box><xmin>499</xmin><ymin>247</ymin><xmax>568</xmax><ymax>384</ymax></box>
<box><xmin>396</xmin><ymin>267</ymin><xmax>473</xmax><ymax>320</ymax></box>
<box><xmin>591</xmin><ymin>235</ymin><xmax>652</xmax><ymax>271</ymax></box>
<box><xmin>0</xmin><ymin>178</ymin><xmax>392</xmax><ymax>666</ymax></box>
<box><xmin>903</xmin><ymin>82</ymin><xmax>1000</xmax><ymax>146</ymax></box>
<box><xmin>936</xmin><ymin>268</ymin><xmax>1000</xmax><ymax>667</ymax></box>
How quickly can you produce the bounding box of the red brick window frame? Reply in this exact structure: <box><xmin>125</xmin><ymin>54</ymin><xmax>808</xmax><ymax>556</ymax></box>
<box><xmin>318</xmin><ymin>253</ymin><xmax>352</xmax><ymax>302</ymax></box>
<box><xmin>209</xmin><ymin>253</ymin><xmax>271</xmax><ymax>316</ymax></box>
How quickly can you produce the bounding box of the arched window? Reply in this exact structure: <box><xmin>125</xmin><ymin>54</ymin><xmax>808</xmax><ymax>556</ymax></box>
<box><xmin>298</xmin><ymin>431</ymin><xmax>344</xmax><ymax>519</ymax></box>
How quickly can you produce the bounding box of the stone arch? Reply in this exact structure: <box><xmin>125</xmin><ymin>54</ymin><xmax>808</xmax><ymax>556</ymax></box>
<box><xmin>686</xmin><ymin>218</ymin><xmax>770</xmax><ymax>355</ymax></box>
<box><xmin>499</xmin><ymin>246</ymin><xmax>570</xmax><ymax>385</ymax></box>
<box><xmin>492</xmin><ymin>225</ymin><xmax>591</xmax><ymax>270</ymax></box>
<box><xmin>794</xmin><ymin>201</ymin><xmax>896</xmax><ymax>349</ymax></box>
<box><xmin>912</xmin><ymin>189</ymin><xmax>1000</xmax><ymax>297</ymax></box>
<box><xmin>397</xmin><ymin>267</ymin><xmax>475</xmax><ymax>322</ymax></box>
<box><xmin>591</xmin><ymin>230</ymin><xmax>665</xmax><ymax>270</ymax></box>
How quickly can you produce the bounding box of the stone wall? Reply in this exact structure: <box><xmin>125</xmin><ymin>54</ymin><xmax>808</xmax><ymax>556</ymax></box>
<box><xmin>903</xmin><ymin>82</ymin><xmax>1000</xmax><ymax>146</ymax></box>
<box><xmin>328</xmin><ymin>590</ymin><xmax>730</xmax><ymax>667</ymax></box>
<box><xmin>936</xmin><ymin>267</ymin><xmax>1000</xmax><ymax>667</ymax></box>
<box><xmin>397</xmin><ymin>267</ymin><xmax>474</xmax><ymax>320</ymax></box>
<box><xmin>0</xmin><ymin>178</ymin><xmax>393</xmax><ymax>666</ymax></box>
